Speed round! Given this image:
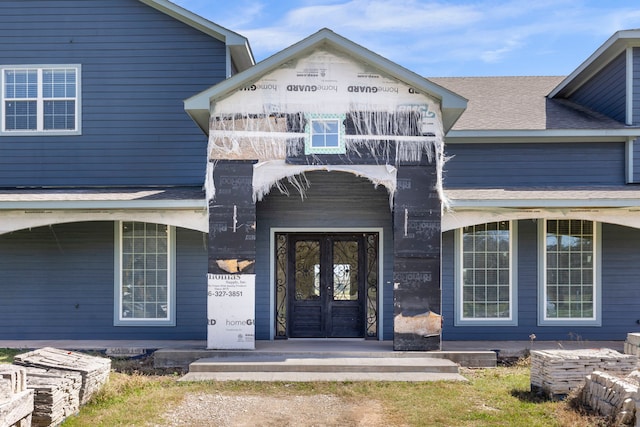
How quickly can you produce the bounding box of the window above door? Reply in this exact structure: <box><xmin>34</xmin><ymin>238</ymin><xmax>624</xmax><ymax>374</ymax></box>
<box><xmin>304</xmin><ymin>114</ymin><xmax>346</xmax><ymax>155</ymax></box>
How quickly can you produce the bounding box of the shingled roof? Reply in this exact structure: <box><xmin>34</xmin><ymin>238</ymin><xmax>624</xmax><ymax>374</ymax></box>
<box><xmin>430</xmin><ymin>76</ymin><xmax>626</xmax><ymax>131</ymax></box>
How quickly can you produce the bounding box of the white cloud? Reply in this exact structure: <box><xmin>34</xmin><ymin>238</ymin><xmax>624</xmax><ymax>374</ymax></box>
<box><xmin>172</xmin><ymin>0</ymin><xmax>640</xmax><ymax>76</ymax></box>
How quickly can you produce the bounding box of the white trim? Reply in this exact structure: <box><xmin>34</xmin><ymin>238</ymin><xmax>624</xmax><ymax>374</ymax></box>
<box><xmin>549</xmin><ymin>30</ymin><xmax>640</xmax><ymax>98</ymax></box>
<box><xmin>1</xmin><ymin>64</ymin><xmax>82</xmax><ymax>136</ymax></box>
<box><xmin>114</xmin><ymin>221</ymin><xmax>177</xmax><ymax>327</ymax></box>
<box><xmin>627</xmin><ymin>47</ymin><xmax>634</xmax><ymax>126</ymax></box>
<box><xmin>0</xmin><ymin>199</ymin><xmax>205</xmax><ymax>210</ymax></box>
<box><xmin>627</xmin><ymin>137</ymin><xmax>635</xmax><ymax>183</ymax></box>
<box><xmin>537</xmin><ymin>220</ymin><xmax>601</xmax><ymax>326</ymax></box>
<box><xmin>454</xmin><ymin>221</ymin><xmax>518</xmax><ymax>326</ymax></box>
<box><xmin>0</xmin><ymin>209</ymin><xmax>208</xmax><ymax>235</ymax></box>
<box><xmin>446</xmin><ymin>129</ymin><xmax>640</xmax><ymax>140</ymax></box>
<box><xmin>447</xmin><ymin>197</ymin><xmax>640</xmax><ymax>209</ymax></box>
<box><xmin>442</xmin><ymin>207</ymin><xmax>640</xmax><ymax>233</ymax></box>
<box><xmin>269</xmin><ymin>227</ymin><xmax>384</xmax><ymax>341</ymax></box>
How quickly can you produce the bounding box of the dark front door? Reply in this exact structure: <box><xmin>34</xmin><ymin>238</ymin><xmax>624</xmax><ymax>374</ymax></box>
<box><xmin>288</xmin><ymin>234</ymin><xmax>366</xmax><ymax>338</ymax></box>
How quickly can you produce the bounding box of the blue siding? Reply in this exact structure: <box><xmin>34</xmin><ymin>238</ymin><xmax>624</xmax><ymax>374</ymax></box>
<box><xmin>0</xmin><ymin>0</ymin><xmax>225</xmax><ymax>186</ymax></box>
<box><xmin>633</xmin><ymin>48</ymin><xmax>640</xmax><ymax>125</ymax></box>
<box><xmin>255</xmin><ymin>171</ymin><xmax>394</xmax><ymax>340</ymax></box>
<box><xmin>570</xmin><ymin>52</ymin><xmax>626</xmax><ymax>123</ymax></box>
<box><xmin>443</xmin><ymin>221</ymin><xmax>640</xmax><ymax>341</ymax></box>
<box><xmin>0</xmin><ymin>222</ymin><xmax>207</xmax><ymax>339</ymax></box>
<box><xmin>444</xmin><ymin>142</ymin><xmax>625</xmax><ymax>188</ymax></box>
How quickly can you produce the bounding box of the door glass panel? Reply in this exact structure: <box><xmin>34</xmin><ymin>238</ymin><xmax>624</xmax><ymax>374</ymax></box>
<box><xmin>294</xmin><ymin>240</ymin><xmax>320</xmax><ymax>300</ymax></box>
<box><xmin>333</xmin><ymin>240</ymin><xmax>358</xmax><ymax>301</ymax></box>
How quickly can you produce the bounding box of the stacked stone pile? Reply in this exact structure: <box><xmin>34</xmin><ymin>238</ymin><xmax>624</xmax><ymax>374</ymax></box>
<box><xmin>625</xmin><ymin>333</ymin><xmax>640</xmax><ymax>357</ymax></box>
<box><xmin>14</xmin><ymin>347</ymin><xmax>111</xmax><ymax>405</ymax></box>
<box><xmin>24</xmin><ymin>367</ymin><xmax>82</xmax><ymax>427</ymax></box>
<box><xmin>580</xmin><ymin>371</ymin><xmax>640</xmax><ymax>426</ymax></box>
<box><xmin>0</xmin><ymin>365</ymin><xmax>34</xmax><ymax>427</ymax></box>
<box><xmin>530</xmin><ymin>349</ymin><xmax>638</xmax><ymax>399</ymax></box>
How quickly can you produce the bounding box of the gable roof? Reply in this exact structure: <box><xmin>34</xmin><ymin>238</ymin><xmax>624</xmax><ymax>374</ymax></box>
<box><xmin>549</xmin><ymin>29</ymin><xmax>640</xmax><ymax>98</ymax></box>
<box><xmin>185</xmin><ymin>28</ymin><xmax>468</xmax><ymax>134</ymax></box>
<box><xmin>139</xmin><ymin>0</ymin><xmax>254</xmax><ymax>73</ymax></box>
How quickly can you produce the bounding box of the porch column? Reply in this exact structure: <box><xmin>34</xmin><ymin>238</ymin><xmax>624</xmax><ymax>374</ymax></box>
<box><xmin>392</xmin><ymin>162</ymin><xmax>442</xmax><ymax>351</ymax></box>
<box><xmin>207</xmin><ymin>160</ymin><xmax>257</xmax><ymax>350</ymax></box>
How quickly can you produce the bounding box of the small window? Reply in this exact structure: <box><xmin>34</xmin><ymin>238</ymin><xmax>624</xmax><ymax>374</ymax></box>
<box><xmin>455</xmin><ymin>221</ymin><xmax>517</xmax><ymax>326</ymax></box>
<box><xmin>115</xmin><ymin>221</ymin><xmax>176</xmax><ymax>326</ymax></box>
<box><xmin>539</xmin><ymin>219</ymin><xmax>601</xmax><ymax>326</ymax></box>
<box><xmin>1</xmin><ymin>65</ymin><xmax>81</xmax><ymax>135</ymax></box>
<box><xmin>305</xmin><ymin>114</ymin><xmax>345</xmax><ymax>154</ymax></box>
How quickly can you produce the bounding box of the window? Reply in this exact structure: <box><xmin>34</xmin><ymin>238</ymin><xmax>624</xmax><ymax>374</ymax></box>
<box><xmin>455</xmin><ymin>221</ymin><xmax>517</xmax><ymax>325</ymax></box>
<box><xmin>304</xmin><ymin>114</ymin><xmax>345</xmax><ymax>154</ymax></box>
<box><xmin>115</xmin><ymin>221</ymin><xmax>175</xmax><ymax>326</ymax></box>
<box><xmin>1</xmin><ymin>65</ymin><xmax>81</xmax><ymax>134</ymax></box>
<box><xmin>539</xmin><ymin>219</ymin><xmax>601</xmax><ymax>326</ymax></box>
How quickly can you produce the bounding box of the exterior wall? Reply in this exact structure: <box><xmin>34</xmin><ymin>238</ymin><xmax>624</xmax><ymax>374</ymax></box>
<box><xmin>0</xmin><ymin>0</ymin><xmax>226</xmax><ymax>187</ymax></box>
<box><xmin>0</xmin><ymin>222</ymin><xmax>207</xmax><ymax>339</ymax></box>
<box><xmin>570</xmin><ymin>52</ymin><xmax>626</xmax><ymax>123</ymax></box>
<box><xmin>255</xmin><ymin>171</ymin><xmax>394</xmax><ymax>340</ymax></box>
<box><xmin>444</xmin><ymin>142</ymin><xmax>625</xmax><ymax>188</ymax></box>
<box><xmin>442</xmin><ymin>220</ymin><xmax>640</xmax><ymax>341</ymax></box>
<box><xmin>633</xmin><ymin>48</ymin><xmax>640</xmax><ymax>125</ymax></box>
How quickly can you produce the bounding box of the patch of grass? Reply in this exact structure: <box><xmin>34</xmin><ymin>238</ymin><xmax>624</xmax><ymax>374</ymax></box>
<box><xmin>59</xmin><ymin>356</ymin><xmax>609</xmax><ymax>427</ymax></box>
<box><xmin>0</xmin><ymin>348</ymin><xmax>24</xmax><ymax>364</ymax></box>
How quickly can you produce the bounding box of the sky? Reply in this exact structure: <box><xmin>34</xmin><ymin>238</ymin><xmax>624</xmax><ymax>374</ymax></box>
<box><xmin>171</xmin><ymin>0</ymin><xmax>640</xmax><ymax>78</ymax></box>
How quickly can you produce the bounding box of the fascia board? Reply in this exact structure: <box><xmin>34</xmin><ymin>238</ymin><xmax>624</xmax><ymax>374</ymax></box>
<box><xmin>449</xmin><ymin>198</ymin><xmax>640</xmax><ymax>209</ymax></box>
<box><xmin>445</xmin><ymin>129</ymin><xmax>640</xmax><ymax>143</ymax></box>
<box><xmin>550</xmin><ymin>30</ymin><xmax>640</xmax><ymax>98</ymax></box>
<box><xmin>185</xmin><ymin>28</ymin><xmax>467</xmax><ymax>133</ymax></box>
<box><xmin>0</xmin><ymin>199</ymin><xmax>206</xmax><ymax>210</ymax></box>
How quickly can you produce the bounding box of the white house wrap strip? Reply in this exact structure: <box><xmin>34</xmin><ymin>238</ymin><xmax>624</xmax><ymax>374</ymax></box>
<box><xmin>205</xmin><ymin>47</ymin><xmax>446</xmax><ymax>206</ymax></box>
<box><xmin>252</xmin><ymin>160</ymin><xmax>398</xmax><ymax>203</ymax></box>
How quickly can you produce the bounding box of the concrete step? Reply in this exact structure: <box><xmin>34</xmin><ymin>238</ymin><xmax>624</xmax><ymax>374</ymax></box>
<box><xmin>155</xmin><ymin>349</ymin><xmax>496</xmax><ymax>369</ymax></box>
<box><xmin>180</xmin><ymin>355</ymin><xmax>467</xmax><ymax>382</ymax></box>
<box><xmin>189</xmin><ymin>356</ymin><xmax>460</xmax><ymax>373</ymax></box>
<box><xmin>180</xmin><ymin>371</ymin><xmax>467</xmax><ymax>382</ymax></box>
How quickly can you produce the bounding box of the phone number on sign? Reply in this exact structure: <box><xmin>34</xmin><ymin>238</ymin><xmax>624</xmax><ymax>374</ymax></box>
<box><xmin>208</xmin><ymin>290</ymin><xmax>243</xmax><ymax>297</ymax></box>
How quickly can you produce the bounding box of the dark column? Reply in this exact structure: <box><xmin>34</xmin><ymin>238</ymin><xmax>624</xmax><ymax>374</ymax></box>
<box><xmin>209</xmin><ymin>160</ymin><xmax>257</xmax><ymax>274</ymax></box>
<box><xmin>392</xmin><ymin>161</ymin><xmax>442</xmax><ymax>351</ymax></box>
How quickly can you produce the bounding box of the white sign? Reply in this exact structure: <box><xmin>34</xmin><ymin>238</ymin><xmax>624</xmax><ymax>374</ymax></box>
<box><xmin>207</xmin><ymin>273</ymin><xmax>255</xmax><ymax>350</ymax></box>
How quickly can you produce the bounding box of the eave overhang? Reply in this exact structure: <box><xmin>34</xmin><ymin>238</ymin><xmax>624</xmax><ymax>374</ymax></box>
<box><xmin>447</xmin><ymin>187</ymin><xmax>640</xmax><ymax>209</ymax></box>
<box><xmin>445</xmin><ymin>128</ymin><xmax>640</xmax><ymax>143</ymax></box>
<box><xmin>0</xmin><ymin>188</ymin><xmax>206</xmax><ymax>210</ymax></box>
<box><xmin>139</xmin><ymin>0</ymin><xmax>254</xmax><ymax>73</ymax></box>
<box><xmin>185</xmin><ymin>28</ymin><xmax>468</xmax><ymax>135</ymax></box>
<box><xmin>549</xmin><ymin>29</ymin><xmax>640</xmax><ymax>98</ymax></box>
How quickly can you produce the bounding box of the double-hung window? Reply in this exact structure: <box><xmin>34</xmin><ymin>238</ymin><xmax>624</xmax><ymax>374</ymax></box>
<box><xmin>115</xmin><ymin>221</ymin><xmax>176</xmax><ymax>326</ymax></box>
<box><xmin>1</xmin><ymin>65</ymin><xmax>81</xmax><ymax>134</ymax></box>
<box><xmin>455</xmin><ymin>221</ymin><xmax>517</xmax><ymax>325</ymax></box>
<box><xmin>304</xmin><ymin>114</ymin><xmax>345</xmax><ymax>154</ymax></box>
<box><xmin>539</xmin><ymin>219</ymin><xmax>601</xmax><ymax>325</ymax></box>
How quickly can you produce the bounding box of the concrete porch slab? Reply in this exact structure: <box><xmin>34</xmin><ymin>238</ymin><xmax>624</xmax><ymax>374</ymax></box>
<box><xmin>179</xmin><ymin>371</ymin><xmax>468</xmax><ymax>382</ymax></box>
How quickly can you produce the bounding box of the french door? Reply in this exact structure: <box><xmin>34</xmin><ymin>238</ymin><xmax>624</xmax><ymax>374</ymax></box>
<box><xmin>287</xmin><ymin>234</ymin><xmax>366</xmax><ymax>338</ymax></box>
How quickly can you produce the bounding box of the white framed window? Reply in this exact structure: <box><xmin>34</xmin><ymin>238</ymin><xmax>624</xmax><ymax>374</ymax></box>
<box><xmin>455</xmin><ymin>221</ymin><xmax>517</xmax><ymax>326</ymax></box>
<box><xmin>1</xmin><ymin>65</ymin><xmax>81</xmax><ymax>135</ymax></box>
<box><xmin>114</xmin><ymin>221</ymin><xmax>176</xmax><ymax>326</ymax></box>
<box><xmin>538</xmin><ymin>219</ymin><xmax>601</xmax><ymax>326</ymax></box>
<box><xmin>304</xmin><ymin>114</ymin><xmax>345</xmax><ymax>154</ymax></box>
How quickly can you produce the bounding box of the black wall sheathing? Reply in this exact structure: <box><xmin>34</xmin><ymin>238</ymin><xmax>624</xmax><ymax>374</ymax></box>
<box><xmin>393</xmin><ymin>163</ymin><xmax>442</xmax><ymax>351</ymax></box>
<box><xmin>208</xmin><ymin>160</ymin><xmax>256</xmax><ymax>275</ymax></box>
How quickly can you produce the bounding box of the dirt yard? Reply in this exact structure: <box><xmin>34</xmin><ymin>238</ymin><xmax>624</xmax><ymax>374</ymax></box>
<box><xmin>153</xmin><ymin>393</ymin><xmax>391</xmax><ymax>427</ymax></box>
